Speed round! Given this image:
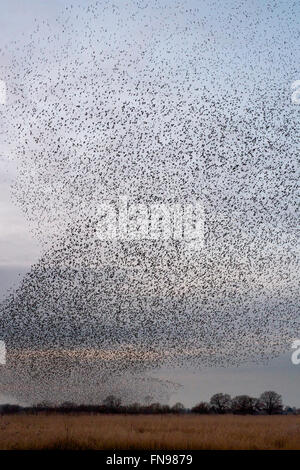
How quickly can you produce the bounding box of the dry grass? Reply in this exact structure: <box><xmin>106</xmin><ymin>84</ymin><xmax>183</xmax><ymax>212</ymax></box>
<box><xmin>0</xmin><ymin>414</ymin><xmax>299</xmax><ymax>450</ymax></box>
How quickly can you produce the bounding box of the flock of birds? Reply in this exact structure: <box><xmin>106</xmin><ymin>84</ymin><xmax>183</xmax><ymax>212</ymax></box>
<box><xmin>0</xmin><ymin>0</ymin><xmax>298</xmax><ymax>404</ymax></box>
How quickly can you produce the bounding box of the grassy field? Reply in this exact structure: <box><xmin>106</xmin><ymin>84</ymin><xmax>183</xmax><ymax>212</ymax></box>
<box><xmin>0</xmin><ymin>414</ymin><xmax>299</xmax><ymax>450</ymax></box>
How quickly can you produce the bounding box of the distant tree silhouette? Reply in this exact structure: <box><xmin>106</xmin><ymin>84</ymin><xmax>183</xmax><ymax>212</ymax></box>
<box><xmin>210</xmin><ymin>393</ymin><xmax>232</xmax><ymax>414</ymax></box>
<box><xmin>147</xmin><ymin>403</ymin><xmax>166</xmax><ymax>413</ymax></box>
<box><xmin>103</xmin><ymin>395</ymin><xmax>121</xmax><ymax>409</ymax></box>
<box><xmin>0</xmin><ymin>404</ymin><xmax>21</xmax><ymax>414</ymax></box>
<box><xmin>231</xmin><ymin>395</ymin><xmax>259</xmax><ymax>414</ymax></box>
<box><xmin>144</xmin><ymin>395</ymin><xmax>153</xmax><ymax>406</ymax></box>
<box><xmin>171</xmin><ymin>402</ymin><xmax>185</xmax><ymax>413</ymax></box>
<box><xmin>0</xmin><ymin>390</ymin><xmax>296</xmax><ymax>416</ymax></box>
<box><xmin>36</xmin><ymin>401</ymin><xmax>54</xmax><ymax>408</ymax></box>
<box><xmin>60</xmin><ymin>401</ymin><xmax>76</xmax><ymax>409</ymax></box>
<box><xmin>160</xmin><ymin>404</ymin><xmax>171</xmax><ymax>413</ymax></box>
<box><xmin>126</xmin><ymin>402</ymin><xmax>141</xmax><ymax>413</ymax></box>
<box><xmin>259</xmin><ymin>391</ymin><xmax>283</xmax><ymax>415</ymax></box>
<box><xmin>284</xmin><ymin>406</ymin><xmax>297</xmax><ymax>415</ymax></box>
<box><xmin>191</xmin><ymin>402</ymin><xmax>210</xmax><ymax>414</ymax></box>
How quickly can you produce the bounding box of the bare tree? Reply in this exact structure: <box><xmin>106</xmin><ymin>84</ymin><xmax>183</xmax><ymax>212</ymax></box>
<box><xmin>259</xmin><ymin>391</ymin><xmax>283</xmax><ymax>415</ymax></box>
<box><xmin>35</xmin><ymin>401</ymin><xmax>54</xmax><ymax>409</ymax></box>
<box><xmin>144</xmin><ymin>395</ymin><xmax>153</xmax><ymax>406</ymax></box>
<box><xmin>126</xmin><ymin>402</ymin><xmax>141</xmax><ymax>413</ymax></box>
<box><xmin>148</xmin><ymin>403</ymin><xmax>162</xmax><ymax>413</ymax></box>
<box><xmin>172</xmin><ymin>402</ymin><xmax>185</xmax><ymax>413</ymax></box>
<box><xmin>60</xmin><ymin>401</ymin><xmax>76</xmax><ymax>409</ymax></box>
<box><xmin>102</xmin><ymin>395</ymin><xmax>121</xmax><ymax>409</ymax></box>
<box><xmin>231</xmin><ymin>395</ymin><xmax>259</xmax><ymax>414</ymax></box>
<box><xmin>0</xmin><ymin>404</ymin><xmax>21</xmax><ymax>414</ymax></box>
<box><xmin>191</xmin><ymin>402</ymin><xmax>210</xmax><ymax>414</ymax></box>
<box><xmin>210</xmin><ymin>393</ymin><xmax>232</xmax><ymax>414</ymax></box>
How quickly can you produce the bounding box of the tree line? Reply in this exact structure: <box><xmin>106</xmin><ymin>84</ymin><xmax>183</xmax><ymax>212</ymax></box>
<box><xmin>0</xmin><ymin>391</ymin><xmax>298</xmax><ymax>415</ymax></box>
